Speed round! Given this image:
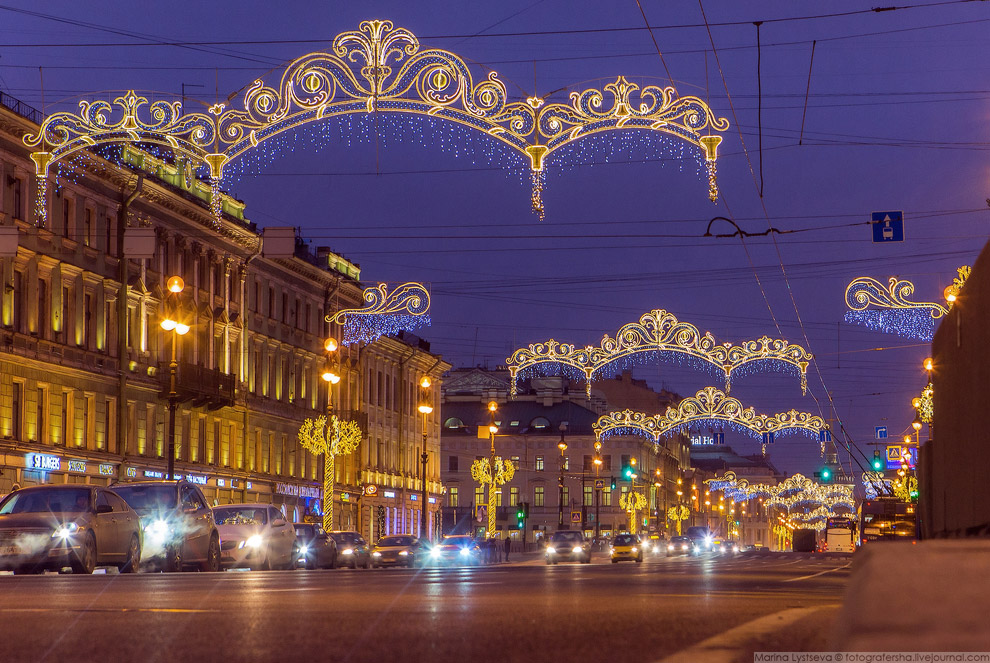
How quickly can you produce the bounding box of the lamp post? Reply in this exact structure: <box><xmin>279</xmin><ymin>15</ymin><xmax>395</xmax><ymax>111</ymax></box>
<box><xmin>321</xmin><ymin>336</ymin><xmax>340</xmax><ymax>529</ymax></box>
<box><xmin>557</xmin><ymin>434</ymin><xmax>568</xmax><ymax>529</ymax></box>
<box><xmin>487</xmin><ymin>400</ymin><xmax>498</xmax><ymax>538</ymax></box>
<box><xmin>160</xmin><ymin>276</ymin><xmax>189</xmax><ymax>481</ymax></box>
<box><xmin>418</xmin><ymin>376</ymin><xmax>433</xmax><ymax>542</ymax></box>
<box><xmin>593</xmin><ymin>441</ymin><xmax>603</xmax><ymax>541</ymax></box>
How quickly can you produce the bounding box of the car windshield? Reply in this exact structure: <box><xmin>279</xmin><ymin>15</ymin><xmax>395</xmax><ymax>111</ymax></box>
<box><xmin>0</xmin><ymin>488</ymin><xmax>90</xmax><ymax>514</ymax></box>
<box><xmin>329</xmin><ymin>533</ymin><xmax>357</xmax><ymax>544</ymax></box>
<box><xmin>614</xmin><ymin>534</ymin><xmax>637</xmax><ymax>545</ymax></box>
<box><xmin>214</xmin><ymin>507</ymin><xmax>267</xmax><ymax>525</ymax></box>
<box><xmin>441</xmin><ymin>536</ymin><xmax>472</xmax><ymax>546</ymax></box>
<box><xmin>379</xmin><ymin>536</ymin><xmax>415</xmax><ymax>547</ymax></box>
<box><xmin>551</xmin><ymin>531</ymin><xmax>583</xmax><ymax>543</ymax></box>
<box><xmin>671</xmin><ymin>537</ymin><xmax>690</xmax><ymax>544</ymax></box>
<box><xmin>111</xmin><ymin>485</ymin><xmax>178</xmax><ymax>510</ymax></box>
<box><xmin>295</xmin><ymin>525</ymin><xmax>315</xmax><ymax>538</ymax></box>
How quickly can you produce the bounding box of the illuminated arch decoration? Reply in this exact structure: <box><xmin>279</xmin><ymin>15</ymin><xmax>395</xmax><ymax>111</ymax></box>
<box><xmin>844</xmin><ymin>266</ymin><xmax>970</xmax><ymax>341</ymax></box>
<box><xmin>507</xmin><ymin>309</ymin><xmax>812</xmax><ymax>399</ymax></box>
<box><xmin>593</xmin><ymin>386</ymin><xmax>827</xmax><ymax>453</ymax></box>
<box><xmin>23</xmin><ymin>19</ymin><xmax>729</xmax><ymax>229</ymax></box>
<box><xmin>706</xmin><ymin>472</ymin><xmax>853</xmax><ymax>514</ymax></box>
<box><xmin>327</xmin><ymin>282</ymin><xmax>430</xmax><ymax>346</ymax></box>
<box><xmin>862</xmin><ymin>471</ymin><xmax>892</xmax><ymax>500</ymax></box>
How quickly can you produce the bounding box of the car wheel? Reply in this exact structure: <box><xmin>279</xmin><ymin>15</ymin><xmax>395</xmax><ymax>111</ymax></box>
<box><xmin>164</xmin><ymin>544</ymin><xmax>183</xmax><ymax>572</ymax></box>
<box><xmin>71</xmin><ymin>534</ymin><xmax>97</xmax><ymax>575</ymax></box>
<box><xmin>611</xmin><ymin>558</ymin><xmax>618</xmax><ymax>564</ymax></box>
<box><xmin>120</xmin><ymin>535</ymin><xmax>141</xmax><ymax>573</ymax></box>
<box><xmin>636</xmin><ymin>556</ymin><xmax>643</xmax><ymax>564</ymax></box>
<box><xmin>200</xmin><ymin>535</ymin><xmax>221</xmax><ymax>572</ymax></box>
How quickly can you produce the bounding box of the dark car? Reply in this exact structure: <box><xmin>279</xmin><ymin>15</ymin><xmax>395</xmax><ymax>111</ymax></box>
<box><xmin>667</xmin><ymin>535</ymin><xmax>695</xmax><ymax>556</ymax></box>
<box><xmin>0</xmin><ymin>485</ymin><xmax>143</xmax><ymax>574</ymax></box>
<box><xmin>372</xmin><ymin>535</ymin><xmax>426</xmax><ymax>568</ymax></box>
<box><xmin>327</xmin><ymin>531</ymin><xmax>371</xmax><ymax>569</ymax></box>
<box><xmin>427</xmin><ymin>534</ymin><xmax>482</xmax><ymax>566</ymax></box>
<box><xmin>546</xmin><ymin>530</ymin><xmax>592</xmax><ymax>565</ymax></box>
<box><xmin>294</xmin><ymin>523</ymin><xmax>337</xmax><ymax>569</ymax></box>
<box><xmin>112</xmin><ymin>480</ymin><xmax>220</xmax><ymax>572</ymax></box>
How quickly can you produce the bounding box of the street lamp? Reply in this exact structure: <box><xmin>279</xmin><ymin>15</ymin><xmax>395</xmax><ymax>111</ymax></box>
<box><xmin>321</xmin><ymin>336</ymin><xmax>340</xmax><ymax>527</ymax></box>
<box><xmin>160</xmin><ymin>275</ymin><xmax>189</xmax><ymax>481</ymax></box>
<box><xmin>487</xmin><ymin>400</ymin><xmax>498</xmax><ymax>538</ymax></box>
<box><xmin>557</xmin><ymin>434</ymin><xmax>568</xmax><ymax>529</ymax></box>
<box><xmin>418</xmin><ymin>376</ymin><xmax>433</xmax><ymax>541</ymax></box>
<box><xmin>593</xmin><ymin>441</ymin><xmax>603</xmax><ymax>541</ymax></box>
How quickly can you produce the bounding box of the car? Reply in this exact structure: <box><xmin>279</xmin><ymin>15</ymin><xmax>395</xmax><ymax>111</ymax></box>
<box><xmin>610</xmin><ymin>533</ymin><xmax>643</xmax><ymax>564</ymax></box>
<box><xmin>667</xmin><ymin>536</ymin><xmax>695</xmax><ymax>556</ymax></box>
<box><xmin>427</xmin><ymin>534</ymin><xmax>482</xmax><ymax>566</ymax></box>
<box><xmin>294</xmin><ymin>523</ymin><xmax>337</xmax><ymax>569</ymax></box>
<box><xmin>327</xmin><ymin>531</ymin><xmax>372</xmax><ymax>569</ymax></box>
<box><xmin>686</xmin><ymin>526</ymin><xmax>714</xmax><ymax>552</ymax></box>
<box><xmin>0</xmin><ymin>485</ymin><xmax>143</xmax><ymax>574</ymax></box>
<box><xmin>112</xmin><ymin>480</ymin><xmax>221</xmax><ymax>572</ymax></box>
<box><xmin>641</xmin><ymin>534</ymin><xmax>664</xmax><ymax>555</ymax></box>
<box><xmin>372</xmin><ymin>535</ymin><xmax>426</xmax><ymax>568</ymax></box>
<box><xmin>212</xmin><ymin>504</ymin><xmax>296</xmax><ymax>570</ymax></box>
<box><xmin>545</xmin><ymin>530</ymin><xmax>592</xmax><ymax>565</ymax></box>
<box><xmin>712</xmin><ymin>538</ymin><xmax>740</xmax><ymax>555</ymax></box>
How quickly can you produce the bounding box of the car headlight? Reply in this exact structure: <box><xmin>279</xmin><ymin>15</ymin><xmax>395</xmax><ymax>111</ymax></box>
<box><xmin>631</xmin><ymin>547</ymin><xmax>638</xmax><ymax>553</ymax></box>
<box><xmin>399</xmin><ymin>550</ymin><xmax>409</xmax><ymax>556</ymax></box>
<box><xmin>572</xmin><ymin>546</ymin><xmax>582</xmax><ymax>553</ymax></box>
<box><xmin>244</xmin><ymin>535</ymin><xmax>263</xmax><ymax>548</ymax></box>
<box><xmin>341</xmin><ymin>548</ymin><xmax>354</xmax><ymax>555</ymax></box>
<box><xmin>609</xmin><ymin>548</ymin><xmax>615</xmax><ymax>554</ymax></box>
<box><xmin>372</xmin><ymin>551</ymin><xmax>382</xmax><ymax>557</ymax></box>
<box><xmin>459</xmin><ymin>548</ymin><xmax>471</xmax><ymax>556</ymax></box>
<box><xmin>430</xmin><ymin>547</ymin><xmax>441</xmax><ymax>557</ymax></box>
<box><xmin>52</xmin><ymin>522</ymin><xmax>80</xmax><ymax>539</ymax></box>
<box><xmin>546</xmin><ymin>546</ymin><xmax>557</xmax><ymax>554</ymax></box>
<box><xmin>144</xmin><ymin>520</ymin><xmax>170</xmax><ymax>542</ymax></box>
<box><xmin>667</xmin><ymin>544</ymin><xmax>674</xmax><ymax>551</ymax></box>
<box><xmin>299</xmin><ymin>546</ymin><xmax>310</xmax><ymax>556</ymax></box>
<box><xmin>681</xmin><ymin>544</ymin><xmax>688</xmax><ymax>550</ymax></box>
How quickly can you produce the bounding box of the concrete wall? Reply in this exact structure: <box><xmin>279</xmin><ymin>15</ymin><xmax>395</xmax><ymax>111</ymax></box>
<box><xmin>926</xmin><ymin>239</ymin><xmax>990</xmax><ymax>537</ymax></box>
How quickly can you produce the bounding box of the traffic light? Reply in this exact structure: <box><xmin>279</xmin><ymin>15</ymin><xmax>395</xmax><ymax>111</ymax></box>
<box><xmin>610</xmin><ymin>477</ymin><xmax>617</xmax><ymax>490</ymax></box>
<box><xmin>820</xmin><ymin>467</ymin><xmax>832</xmax><ymax>482</ymax></box>
<box><xmin>623</xmin><ymin>457</ymin><xmax>637</xmax><ymax>480</ymax></box>
<box><xmin>516</xmin><ymin>503</ymin><xmax>525</xmax><ymax>529</ymax></box>
<box><xmin>872</xmin><ymin>451</ymin><xmax>884</xmax><ymax>471</ymax></box>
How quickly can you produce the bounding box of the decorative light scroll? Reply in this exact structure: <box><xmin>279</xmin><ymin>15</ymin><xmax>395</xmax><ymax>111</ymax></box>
<box><xmin>593</xmin><ymin>386</ymin><xmax>827</xmax><ymax>452</ymax></box>
<box><xmin>507</xmin><ymin>309</ymin><xmax>812</xmax><ymax>398</ymax></box>
<box><xmin>24</xmin><ymin>20</ymin><xmax>729</xmax><ymax>228</ymax></box>
<box><xmin>844</xmin><ymin>266</ymin><xmax>970</xmax><ymax>341</ymax></box>
<box><xmin>327</xmin><ymin>282</ymin><xmax>430</xmax><ymax>346</ymax></box>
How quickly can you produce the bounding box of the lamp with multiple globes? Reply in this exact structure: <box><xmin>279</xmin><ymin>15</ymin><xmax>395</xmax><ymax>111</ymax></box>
<box><xmin>160</xmin><ymin>276</ymin><xmax>189</xmax><ymax>481</ymax></box>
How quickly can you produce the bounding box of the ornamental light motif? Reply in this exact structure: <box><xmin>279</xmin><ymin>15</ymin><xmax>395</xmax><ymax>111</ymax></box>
<box><xmin>506</xmin><ymin>309</ymin><xmax>812</xmax><ymax>399</ymax></box>
<box><xmin>844</xmin><ymin>266</ymin><xmax>970</xmax><ymax>341</ymax></box>
<box><xmin>705</xmin><ymin>472</ymin><xmax>854</xmax><ymax>515</ymax></box>
<box><xmin>24</xmin><ymin>19</ymin><xmax>729</xmax><ymax>229</ymax></box>
<box><xmin>593</xmin><ymin>386</ymin><xmax>827</xmax><ymax>453</ymax></box>
<box><xmin>470</xmin><ymin>456</ymin><xmax>515</xmax><ymax>538</ymax></box>
<box><xmin>327</xmin><ymin>282</ymin><xmax>431</xmax><ymax>346</ymax></box>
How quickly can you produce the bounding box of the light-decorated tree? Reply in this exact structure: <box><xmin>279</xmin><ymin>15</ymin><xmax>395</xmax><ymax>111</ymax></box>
<box><xmin>470</xmin><ymin>457</ymin><xmax>515</xmax><ymax>538</ymax></box>
<box><xmin>620</xmin><ymin>491</ymin><xmax>648</xmax><ymax>534</ymax></box>
<box><xmin>298</xmin><ymin>414</ymin><xmax>363</xmax><ymax>532</ymax></box>
<box><xmin>667</xmin><ymin>504</ymin><xmax>690</xmax><ymax>536</ymax></box>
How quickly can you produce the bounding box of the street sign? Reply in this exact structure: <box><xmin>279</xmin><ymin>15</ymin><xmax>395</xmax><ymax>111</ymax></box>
<box><xmin>819</xmin><ymin>429</ymin><xmax>832</xmax><ymax>443</ymax></box>
<box><xmin>871</xmin><ymin>211</ymin><xmax>904</xmax><ymax>243</ymax></box>
<box><xmin>594</xmin><ymin>479</ymin><xmax>604</xmax><ymax>490</ymax></box>
<box><xmin>571</xmin><ymin>511</ymin><xmax>581</xmax><ymax>523</ymax></box>
<box><xmin>876</xmin><ymin>426</ymin><xmax>888</xmax><ymax>440</ymax></box>
<box><xmin>714</xmin><ymin>432</ymin><xmax>725</xmax><ymax>445</ymax></box>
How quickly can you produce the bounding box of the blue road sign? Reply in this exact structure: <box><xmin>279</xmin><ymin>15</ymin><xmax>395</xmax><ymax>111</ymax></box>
<box><xmin>872</xmin><ymin>211</ymin><xmax>904</xmax><ymax>243</ymax></box>
<box><xmin>714</xmin><ymin>432</ymin><xmax>725</xmax><ymax>445</ymax></box>
<box><xmin>819</xmin><ymin>429</ymin><xmax>832</xmax><ymax>443</ymax></box>
<box><xmin>876</xmin><ymin>426</ymin><xmax>888</xmax><ymax>440</ymax></box>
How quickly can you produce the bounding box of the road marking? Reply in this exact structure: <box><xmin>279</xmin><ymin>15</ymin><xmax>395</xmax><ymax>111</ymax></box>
<box><xmin>653</xmin><ymin>605</ymin><xmax>840</xmax><ymax>663</ymax></box>
<box><xmin>783</xmin><ymin>562</ymin><xmax>851</xmax><ymax>583</ymax></box>
<box><xmin>0</xmin><ymin>607</ymin><xmax>216</xmax><ymax>613</ymax></box>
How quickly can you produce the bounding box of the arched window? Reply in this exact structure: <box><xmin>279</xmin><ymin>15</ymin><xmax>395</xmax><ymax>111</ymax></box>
<box><xmin>530</xmin><ymin>417</ymin><xmax>551</xmax><ymax>430</ymax></box>
<box><xmin>444</xmin><ymin>417</ymin><xmax>464</xmax><ymax>429</ymax></box>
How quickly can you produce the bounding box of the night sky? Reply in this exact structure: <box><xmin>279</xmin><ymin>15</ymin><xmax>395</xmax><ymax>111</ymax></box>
<box><xmin>2</xmin><ymin>1</ymin><xmax>987</xmax><ymax>476</ymax></box>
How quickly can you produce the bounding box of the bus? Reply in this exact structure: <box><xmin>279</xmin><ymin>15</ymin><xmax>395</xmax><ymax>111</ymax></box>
<box><xmin>858</xmin><ymin>499</ymin><xmax>919</xmax><ymax>545</ymax></box>
<box><xmin>824</xmin><ymin>516</ymin><xmax>857</xmax><ymax>553</ymax></box>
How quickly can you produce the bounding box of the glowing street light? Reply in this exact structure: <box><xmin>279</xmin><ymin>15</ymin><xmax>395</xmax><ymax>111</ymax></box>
<box><xmin>161</xmin><ymin>275</ymin><xmax>189</xmax><ymax>481</ymax></box>
<box><xmin>419</xmin><ymin>376</ymin><xmax>433</xmax><ymax>541</ymax></box>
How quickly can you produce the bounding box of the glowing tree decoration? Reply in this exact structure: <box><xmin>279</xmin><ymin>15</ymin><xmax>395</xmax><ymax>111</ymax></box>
<box><xmin>507</xmin><ymin>309</ymin><xmax>812</xmax><ymax>399</ymax></box>
<box><xmin>327</xmin><ymin>282</ymin><xmax>431</xmax><ymax>345</ymax></box>
<box><xmin>917</xmin><ymin>382</ymin><xmax>934</xmax><ymax>424</ymax></box>
<box><xmin>667</xmin><ymin>504</ymin><xmax>690</xmax><ymax>536</ymax></box>
<box><xmin>23</xmin><ymin>20</ymin><xmax>728</xmax><ymax>228</ymax></box>
<box><xmin>619</xmin><ymin>491</ymin><xmax>648</xmax><ymax>535</ymax></box>
<box><xmin>594</xmin><ymin>387</ymin><xmax>827</xmax><ymax>453</ymax></box>
<box><xmin>844</xmin><ymin>266</ymin><xmax>970</xmax><ymax>341</ymax></box>
<box><xmin>470</xmin><ymin>456</ymin><xmax>515</xmax><ymax>538</ymax></box>
<box><xmin>298</xmin><ymin>414</ymin><xmax>363</xmax><ymax>532</ymax></box>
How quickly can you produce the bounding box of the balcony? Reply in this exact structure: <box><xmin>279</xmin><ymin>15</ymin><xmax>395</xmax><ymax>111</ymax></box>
<box><xmin>160</xmin><ymin>361</ymin><xmax>236</xmax><ymax>410</ymax></box>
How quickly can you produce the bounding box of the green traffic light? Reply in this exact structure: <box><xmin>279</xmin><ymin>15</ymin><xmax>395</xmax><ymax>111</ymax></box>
<box><xmin>821</xmin><ymin>468</ymin><xmax>831</xmax><ymax>480</ymax></box>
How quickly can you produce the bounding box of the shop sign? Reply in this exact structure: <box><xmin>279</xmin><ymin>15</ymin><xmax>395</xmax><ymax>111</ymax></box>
<box><xmin>383</xmin><ymin>490</ymin><xmax>396</xmax><ymax>499</ymax></box>
<box><xmin>217</xmin><ymin>479</ymin><xmax>226</xmax><ymax>487</ymax></box>
<box><xmin>275</xmin><ymin>482</ymin><xmax>321</xmax><ymax>499</ymax></box>
<box><xmin>229</xmin><ymin>480</ymin><xmax>238</xmax><ymax>489</ymax></box>
<box><xmin>26</xmin><ymin>453</ymin><xmax>60</xmax><ymax>471</ymax></box>
<box><xmin>184</xmin><ymin>474</ymin><xmax>207</xmax><ymax>486</ymax></box>
<box><xmin>364</xmin><ymin>485</ymin><xmax>378</xmax><ymax>497</ymax></box>
<box><xmin>125</xmin><ymin>467</ymin><xmax>137</xmax><ymax>478</ymax></box>
<box><xmin>428</xmin><ymin>497</ymin><xmax>436</xmax><ymax>504</ymax></box>
<box><xmin>341</xmin><ymin>493</ymin><xmax>350</xmax><ymax>502</ymax></box>
<box><xmin>246</xmin><ymin>481</ymin><xmax>253</xmax><ymax>490</ymax></box>
<box><xmin>67</xmin><ymin>460</ymin><xmax>87</xmax><ymax>473</ymax></box>
<box><xmin>409</xmin><ymin>494</ymin><xmax>418</xmax><ymax>501</ymax></box>
<box><xmin>98</xmin><ymin>464</ymin><xmax>115</xmax><ymax>476</ymax></box>
<box><xmin>144</xmin><ymin>470</ymin><xmax>167</xmax><ymax>479</ymax></box>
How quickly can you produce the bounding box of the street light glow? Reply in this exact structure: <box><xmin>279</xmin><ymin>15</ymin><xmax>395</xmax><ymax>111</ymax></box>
<box><xmin>166</xmin><ymin>275</ymin><xmax>184</xmax><ymax>293</ymax></box>
<box><xmin>324</xmin><ymin>337</ymin><xmax>338</xmax><ymax>353</ymax></box>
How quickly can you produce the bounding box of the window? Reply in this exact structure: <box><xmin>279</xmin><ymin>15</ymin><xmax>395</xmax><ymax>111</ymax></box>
<box><xmin>535</xmin><ymin>455</ymin><xmax>544</xmax><ymax>472</ymax></box>
<box><xmin>563</xmin><ymin>456</ymin><xmax>569</xmax><ymax>471</ymax></box>
<box><xmin>36</xmin><ymin>386</ymin><xmax>48</xmax><ymax>444</ymax></box>
<box><xmin>583</xmin><ymin>455</ymin><xmax>592</xmax><ymax>471</ymax></box>
<box><xmin>443</xmin><ymin>417</ymin><xmax>463</xmax><ymax>429</ymax></box>
<box><xmin>84</xmin><ymin>208</ymin><xmax>93</xmax><ymax>247</ymax></box>
<box><xmin>10</xmin><ymin>382</ymin><xmax>22</xmax><ymax>441</ymax></box>
<box><xmin>583</xmin><ymin>485</ymin><xmax>593</xmax><ymax>506</ymax></box>
<box><xmin>448</xmin><ymin>455</ymin><xmax>459</xmax><ymax>472</ymax></box>
<box><xmin>534</xmin><ymin>486</ymin><xmax>544</xmax><ymax>507</ymax></box>
<box><xmin>510</xmin><ymin>455</ymin><xmax>520</xmax><ymax>465</ymax></box>
<box><xmin>12</xmin><ymin>178</ymin><xmax>22</xmax><ymax>220</ymax></box>
<box><xmin>96</xmin><ymin>491</ymin><xmax>111</xmax><ymax>512</ymax></box>
<box><xmin>268</xmin><ymin>287</ymin><xmax>275</xmax><ymax>318</ymax></box>
<box><xmin>474</xmin><ymin>486</ymin><xmax>485</xmax><ymax>507</ymax></box>
<box><xmin>37</xmin><ymin>279</ymin><xmax>48</xmax><ymax>338</ymax></box>
<box><xmin>449</xmin><ymin>487</ymin><xmax>459</xmax><ymax>508</ymax></box>
<box><xmin>562</xmin><ymin>486</ymin><xmax>569</xmax><ymax>507</ymax></box>
<box><xmin>603</xmin><ymin>455</ymin><xmax>612</xmax><ymax>471</ymax></box>
<box><xmin>62</xmin><ymin>197</ymin><xmax>72</xmax><ymax>238</ymax></box>
<box><xmin>530</xmin><ymin>417</ymin><xmax>551</xmax><ymax>430</ymax></box>
<box><xmin>601</xmin><ymin>487</ymin><xmax>612</xmax><ymax>507</ymax></box>
<box><xmin>509</xmin><ymin>486</ymin><xmax>519</xmax><ymax>507</ymax></box>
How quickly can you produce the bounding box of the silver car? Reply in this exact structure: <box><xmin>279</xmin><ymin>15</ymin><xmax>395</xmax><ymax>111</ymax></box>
<box><xmin>0</xmin><ymin>485</ymin><xmax>143</xmax><ymax>574</ymax></box>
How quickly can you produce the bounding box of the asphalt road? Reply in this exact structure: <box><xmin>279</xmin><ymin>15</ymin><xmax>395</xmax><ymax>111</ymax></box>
<box><xmin>0</xmin><ymin>552</ymin><xmax>849</xmax><ymax>663</ymax></box>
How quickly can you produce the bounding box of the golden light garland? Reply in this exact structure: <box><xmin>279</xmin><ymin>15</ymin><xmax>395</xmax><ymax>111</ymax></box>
<box><xmin>667</xmin><ymin>504</ymin><xmax>690</xmax><ymax>536</ymax></box>
<box><xmin>470</xmin><ymin>456</ymin><xmax>515</xmax><ymax>538</ymax></box>
<box><xmin>706</xmin><ymin>472</ymin><xmax>854</xmax><ymax>516</ymax></box>
<box><xmin>619</xmin><ymin>491</ymin><xmax>648</xmax><ymax>534</ymax></box>
<box><xmin>917</xmin><ymin>382</ymin><xmax>933</xmax><ymax>424</ymax></box>
<box><xmin>594</xmin><ymin>386</ymin><xmax>827</xmax><ymax>452</ymax></box>
<box><xmin>23</xmin><ymin>20</ymin><xmax>728</xmax><ymax>227</ymax></box>
<box><xmin>298</xmin><ymin>414</ymin><xmax>363</xmax><ymax>532</ymax></box>
<box><xmin>507</xmin><ymin>309</ymin><xmax>812</xmax><ymax>398</ymax></box>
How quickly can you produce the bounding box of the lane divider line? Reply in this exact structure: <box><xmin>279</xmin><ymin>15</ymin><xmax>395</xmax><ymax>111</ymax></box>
<box><xmin>783</xmin><ymin>562</ymin><xmax>852</xmax><ymax>583</ymax></box>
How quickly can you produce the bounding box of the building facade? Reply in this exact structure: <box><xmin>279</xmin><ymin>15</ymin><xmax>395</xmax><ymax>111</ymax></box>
<box><xmin>0</xmin><ymin>94</ymin><xmax>446</xmax><ymax>538</ymax></box>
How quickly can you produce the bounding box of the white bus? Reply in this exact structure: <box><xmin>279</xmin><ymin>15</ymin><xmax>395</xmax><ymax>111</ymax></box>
<box><xmin>824</xmin><ymin>516</ymin><xmax>856</xmax><ymax>553</ymax></box>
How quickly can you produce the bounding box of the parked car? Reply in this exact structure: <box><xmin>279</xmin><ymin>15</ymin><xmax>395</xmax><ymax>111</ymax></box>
<box><xmin>327</xmin><ymin>531</ymin><xmax>372</xmax><ymax>569</ymax></box>
<box><xmin>546</xmin><ymin>530</ymin><xmax>592</xmax><ymax>565</ymax></box>
<box><xmin>667</xmin><ymin>535</ymin><xmax>695</xmax><ymax>556</ymax></box>
<box><xmin>427</xmin><ymin>534</ymin><xmax>482</xmax><ymax>566</ymax></box>
<box><xmin>610</xmin><ymin>533</ymin><xmax>643</xmax><ymax>564</ymax></box>
<box><xmin>213</xmin><ymin>504</ymin><xmax>296</xmax><ymax>570</ymax></box>
<box><xmin>372</xmin><ymin>535</ymin><xmax>426</xmax><ymax>568</ymax></box>
<box><xmin>112</xmin><ymin>480</ymin><xmax>220</xmax><ymax>572</ymax></box>
<box><xmin>0</xmin><ymin>485</ymin><xmax>143</xmax><ymax>574</ymax></box>
<box><xmin>294</xmin><ymin>523</ymin><xmax>337</xmax><ymax>569</ymax></box>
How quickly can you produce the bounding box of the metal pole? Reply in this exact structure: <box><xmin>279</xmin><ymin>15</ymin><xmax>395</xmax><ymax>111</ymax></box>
<box><xmin>594</xmin><ymin>465</ymin><xmax>601</xmax><ymax>541</ymax></box>
<box><xmin>421</xmin><ymin>444</ymin><xmax>428</xmax><ymax>541</ymax></box>
<box><xmin>166</xmin><ymin>329</ymin><xmax>177</xmax><ymax>480</ymax></box>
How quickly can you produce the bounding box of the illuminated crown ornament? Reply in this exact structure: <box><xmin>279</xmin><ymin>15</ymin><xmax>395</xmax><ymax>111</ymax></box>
<box><xmin>843</xmin><ymin>266</ymin><xmax>970</xmax><ymax>341</ymax></box>
<box><xmin>506</xmin><ymin>309</ymin><xmax>812</xmax><ymax>399</ymax></box>
<box><xmin>24</xmin><ymin>20</ymin><xmax>729</xmax><ymax>228</ymax></box>
<box><xmin>328</xmin><ymin>282</ymin><xmax>430</xmax><ymax>346</ymax></box>
<box><xmin>593</xmin><ymin>386</ymin><xmax>827</xmax><ymax>453</ymax></box>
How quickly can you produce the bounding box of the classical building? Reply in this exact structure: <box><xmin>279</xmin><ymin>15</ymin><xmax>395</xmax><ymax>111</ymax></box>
<box><xmin>439</xmin><ymin>367</ymin><xmax>692</xmax><ymax>545</ymax></box>
<box><xmin>0</xmin><ymin>93</ymin><xmax>446</xmax><ymax>539</ymax></box>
